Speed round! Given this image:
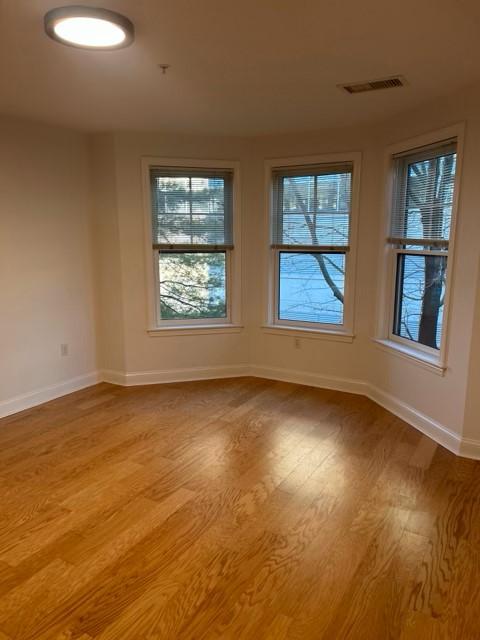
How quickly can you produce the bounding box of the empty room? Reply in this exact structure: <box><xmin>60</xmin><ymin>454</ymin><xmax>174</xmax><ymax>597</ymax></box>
<box><xmin>1</xmin><ymin>1</ymin><xmax>480</xmax><ymax>638</ymax></box>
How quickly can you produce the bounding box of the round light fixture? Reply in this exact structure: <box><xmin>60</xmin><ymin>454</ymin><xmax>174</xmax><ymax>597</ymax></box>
<box><xmin>44</xmin><ymin>6</ymin><xmax>134</xmax><ymax>50</ymax></box>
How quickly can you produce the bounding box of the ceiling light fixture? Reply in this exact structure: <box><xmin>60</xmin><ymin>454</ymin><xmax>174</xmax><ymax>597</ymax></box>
<box><xmin>44</xmin><ymin>6</ymin><xmax>134</xmax><ymax>50</ymax></box>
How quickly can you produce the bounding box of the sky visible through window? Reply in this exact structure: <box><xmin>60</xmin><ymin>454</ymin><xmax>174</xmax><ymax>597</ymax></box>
<box><xmin>278</xmin><ymin>252</ymin><xmax>345</xmax><ymax>324</ymax></box>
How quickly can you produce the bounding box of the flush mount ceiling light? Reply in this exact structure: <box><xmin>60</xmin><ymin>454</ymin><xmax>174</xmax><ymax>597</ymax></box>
<box><xmin>44</xmin><ymin>6</ymin><xmax>134</xmax><ymax>50</ymax></box>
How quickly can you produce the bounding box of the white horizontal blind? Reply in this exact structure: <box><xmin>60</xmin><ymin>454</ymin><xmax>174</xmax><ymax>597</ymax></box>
<box><xmin>150</xmin><ymin>167</ymin><xmax>234</xmax><ymax>249</ymax></box>
<box><xmin>389</xmin><ymin>140</ymin><xmax>457</xmax><ymax>248</ymax></box>
<box><xmin>271</xmin><ymin>163</ymin><xmax>353</xmax><ymax>250</ymax></box>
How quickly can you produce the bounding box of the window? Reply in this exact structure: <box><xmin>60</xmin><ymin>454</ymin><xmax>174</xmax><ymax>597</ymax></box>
<box><xmin>148</xmin><ymin>165</ymin><xmax>236</xmax><ymax>327</ymax></box>
<box><xmin>269</xmin><ymin>160</ymin><xmax>357</xmax><ymax>333</ymax></box>
<box><xmin>387</xmin><ymin>138</ymin><xmax>458</xmax><ymax>355</ymax></box>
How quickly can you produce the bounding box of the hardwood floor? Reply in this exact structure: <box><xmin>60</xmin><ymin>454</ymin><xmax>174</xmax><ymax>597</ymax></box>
<box><xmin>0</xmin><ymin>377</ymin><xmax>479</xmax><ymax>639</ymax></box>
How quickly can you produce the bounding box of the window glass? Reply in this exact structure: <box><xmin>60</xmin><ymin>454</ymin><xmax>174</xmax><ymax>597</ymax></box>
<box><xmin>278</xmin><ymin>252</ymin><xmax>345</xmax><ymax>325</ymax></box>
<box><xmin>158</xmin><ymin>251</ymin><xmax>227</xmax><ymax>320</ymax></box>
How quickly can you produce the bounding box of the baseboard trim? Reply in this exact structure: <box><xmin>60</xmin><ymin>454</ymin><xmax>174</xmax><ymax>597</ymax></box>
<box><xmin>0</xmin><ymin>371</ymin><xmax>101</xmax><ymax>419</ymax></box>
<box><xmin>366</xmin><ymin>384</ymin><xmax>462</xmax><ymax>456</ymax></box>
<box><xmin>249</xmin><ymin>364</ymin><xmax>368</xmax><ymax>396</ymax></box>
<box><xmin>101</xmin><ymin>369</ymin><xmax>127</xmax><ymax>386</ymax></box>
<box><xmin>101</xmin><ymin>364</ymin><xmax>250</xmax><ymax>387</ymax></box>
<box><xmin>458</xmin><ymin>437</ymin><xmax>480</xmax><ymax>460</ymax></box>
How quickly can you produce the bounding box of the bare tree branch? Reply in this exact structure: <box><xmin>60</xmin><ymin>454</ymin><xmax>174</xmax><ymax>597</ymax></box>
<box><xmin>290</xmin><ymin>182</ymin><xmax>345</xmax><ymax>303</ymax></box>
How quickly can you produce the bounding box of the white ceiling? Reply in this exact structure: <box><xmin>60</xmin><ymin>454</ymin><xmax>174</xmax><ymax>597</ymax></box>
<box><xmin>1</xmin><ymin>0</ymin><xmax>480</xmax><ymax>135</ymax></box>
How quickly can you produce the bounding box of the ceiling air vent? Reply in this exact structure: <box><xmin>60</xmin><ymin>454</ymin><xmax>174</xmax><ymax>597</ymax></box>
<box><xmin>340</xmin><ymin>76</ymin><xmax>406</xmax><ymax>94</ymax></box>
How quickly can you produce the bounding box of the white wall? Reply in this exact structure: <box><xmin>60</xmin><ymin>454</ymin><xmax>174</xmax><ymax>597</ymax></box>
<box><xmin>463</xmin><ymin>274</ymin><xmax>480</xmax><ymax>446</ymax></box>
<box><xmin>88</xmin><ymin>134</ymin><xmax>125</xmax><ymax>374</ymax></box>
<box><xmin>0</xmin><ymin>117</ymin><xmax>97</xmax><ymax>414</ymax></box>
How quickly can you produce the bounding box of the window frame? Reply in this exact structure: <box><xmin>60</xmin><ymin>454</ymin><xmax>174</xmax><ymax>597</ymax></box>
<box><xmin>264</xmin><ymin>152</ymin><xmax>361</xmax><ymax>338</ymax></box>
<box><xmin>375</xmin><ymin>125</ymin><xmax>465</xmax><ymax>371</ymax></box>
<box><xmin>142</xmin><ymin>157</ymin><xmax>242</xmax><ymax>334</ymax></box>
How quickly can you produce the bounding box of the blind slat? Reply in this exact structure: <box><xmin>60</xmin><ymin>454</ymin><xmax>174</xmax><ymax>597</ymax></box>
<box><xmin>271</xmin><ymin>163</ymin><xmax>353</xmax><ymax>248</ymax></box>
<box><xmin>153</xmin><ymin>244</ymin><xmax>233</xmax><ymax>252</ymax></box>
<box><xmin>390</xmin><ymin>142</ymin><xmax>457</xmax><ymax>247</ymax></box>
<box><xmin>272</xmin><ymin>244</ymin><xmax>350</xmax><ymax>252</ymax></box>
<box><xmin>150</xmin><ymin>167</ymin><xmax>233</xmax><ymax>247</ymax></box>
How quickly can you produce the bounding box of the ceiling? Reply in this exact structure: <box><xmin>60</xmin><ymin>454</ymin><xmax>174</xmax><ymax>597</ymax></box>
<box><xmin>1</xmin><ymin>0</ymin><xmax>480</xmax><ymax>135</ymax></box>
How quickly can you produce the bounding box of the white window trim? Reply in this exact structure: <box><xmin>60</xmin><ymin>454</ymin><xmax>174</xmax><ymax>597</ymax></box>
<box><xmin>263</xmin><ymin>152</ymin><xmax>361</xmax><ymax>339</ymax></box>
<box><xmin>375</xmin><ymin>123</ymin><xmax>465</xmax><ymax>373</ymax></box>
<box><xmin>141</xmin><ymin>157</ymin><xmax>242</xmax><ymax>334</ymax></box>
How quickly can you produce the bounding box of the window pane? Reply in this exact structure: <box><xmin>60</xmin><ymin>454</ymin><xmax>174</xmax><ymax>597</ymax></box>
<box><xmin>393</xmin><ymin>253</ymin><xmax>447</xmax><ymax>349</ymax></box>
<box><xmin>279</xmin><ymin>172</ymin><xmax>351</xmax><ymax>246</ymax></box>
<box><xmin>391</xmin><ymin>151</ymin><xmax>456</xmax><ymax>245</ymax></box>
<box><xmin>152</xmin><ymin>174</ymin><xmax>232</xmax><ymax>245</ymax></box>
<box><xmin>405</xmin><ymin>154</ymin><xmax>455</xmax><ymax>241</ymax></box>
<box><xmin>159</xmin><ymin>252</ymin><xmax>226</xmax><ymax>320</ymax></box>
<box><xmin>278</xmin><ymin>252</ymin><xmax>345</xmax><ymax>325</ymax></box>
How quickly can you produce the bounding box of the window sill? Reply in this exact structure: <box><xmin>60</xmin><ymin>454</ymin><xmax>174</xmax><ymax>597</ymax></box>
<box><xmin>147</xmin><ymin>324</ymin><xmax>243</xmax><ymax>337</ymax></box>
<box><xmin>261</xmin><ymin>324</ymin><xmax>354</xmax><ymax>343</ymax></box>
<box><xmin>372</xmin><ymin>338</ymin><xmax>446</xmax><ymax>376</ymax></box>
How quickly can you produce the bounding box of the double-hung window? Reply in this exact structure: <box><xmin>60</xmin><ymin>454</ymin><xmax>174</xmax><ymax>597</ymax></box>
<box><xmin>387</xmin><ymin>138</ymin><xmax>458</xmax><ymax>356</ymax></box>
<box><xmin>148</xmin><ymin>165</ymin><xmax>235</xmax><ymax>327</ymax></box>
<box><xmin>269</xmin><ymin>159</ymin><xmax>357</xmax><ymax>333</ymax></box>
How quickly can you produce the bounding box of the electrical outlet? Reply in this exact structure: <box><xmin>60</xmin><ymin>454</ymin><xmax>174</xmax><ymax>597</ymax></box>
<box><xmin>60</xmin><ymin>343</ymin><xmax>69</xmax><ymax>357</ymax></box>
<box><xmin>294</xmin><ymin>338</ymin><xmax>301</xmax><ymax>349</ymax></box>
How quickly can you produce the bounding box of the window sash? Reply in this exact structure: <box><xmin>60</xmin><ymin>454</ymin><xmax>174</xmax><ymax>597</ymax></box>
<box><xmin>389</xmin><ymin>248</ymin><xmax>448</xmax><ymax>354</ymax></box>
<box><xmin>389</xmin><ymin>139</ymin><xmax>456</xmax><ymax>247</ymax></box>
<box><xmin>387</xmin><ymin>237</ymin><xmax>448</xmax><ymax>249</ymax></box>
<box><xmin>155</xmin><ymin>248</ymin><xmax>231</xmax><ymax>325</ymax></box>
<box><xmin>150</xmin><ymin>167</ymin><xmax>234</xmax><ymax>248</ymax></box>
<box><xmin>271</xmin><ymin>163</ymin><xmax>353</xmax><ymax>249</ymax></box>
<box><xmin>273</xmin><ymin>249</ymin><xmax>347</xmax><ymax>329</ymax></box>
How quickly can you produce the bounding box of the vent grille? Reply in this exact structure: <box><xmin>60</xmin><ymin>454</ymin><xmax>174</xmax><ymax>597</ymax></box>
<box><xmin>341</xmin><ymin>76</ymin><xmax>405</xmax><ymax>94</ymax></box>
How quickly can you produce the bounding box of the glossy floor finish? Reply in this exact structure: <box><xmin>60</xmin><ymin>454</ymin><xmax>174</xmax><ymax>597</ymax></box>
<box><xmin>0</xmin><ymin>378</ymin><xmax>479</xmax><ymax>639</ymax></box>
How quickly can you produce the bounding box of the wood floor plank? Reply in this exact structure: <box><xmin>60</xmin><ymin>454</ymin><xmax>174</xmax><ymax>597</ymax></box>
<box><xmin>0</xmin><ymin>489</ymin><xmax>196</xmax><ymax>640</ymax></box>
<box><xmin>409</xmin><ymin>435</ymin><xmax>438</xmax><ymax>469</ymax></box>
<box><xmin>0</xmin><ymin>377</ymin><xmax>478</xmax><ymax>639</ymax></box>
<box><xmin>207</xmin><ymin>494</ymin><xmax>338</xmax><ymax>638</ymax></box>
<box><xmin>264</xmin><ymin>613</ymin><xmax>293</xmax><ymax>639</ymax></box>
